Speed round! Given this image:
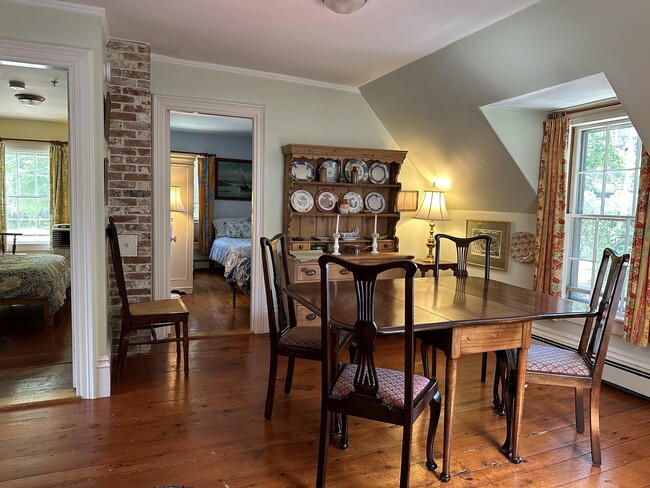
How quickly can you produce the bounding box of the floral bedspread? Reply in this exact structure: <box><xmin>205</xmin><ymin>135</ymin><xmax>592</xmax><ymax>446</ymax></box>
<box><xmin>209</xmin><ymin>237</ymin><xmax>251</xmax><ymax>295</ymax></box>
<box><xmin>0</xmin><ymin>254</ymin><xmax>71</xmax><ymax>314</ymax></box>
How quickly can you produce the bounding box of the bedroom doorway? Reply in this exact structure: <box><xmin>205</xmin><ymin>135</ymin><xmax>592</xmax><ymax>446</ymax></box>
<box><xmin>152</xmin><ymin>96</ymin><xmax>266</xmax><ymax>336</ymax></box>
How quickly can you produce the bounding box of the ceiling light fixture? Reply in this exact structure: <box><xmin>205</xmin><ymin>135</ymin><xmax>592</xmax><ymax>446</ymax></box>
<box><xmin>9</xmin><ymin>80</ymin><xmax>26</xmax><ymax>91</ymax></box>
<box><xmin>15</xmin><ymin>93</ymin><xmax>46</xmax><ymax>107</ymax></box>
<box><xmin>323</xmin><ymin>0</ymin><xmax>368</xmax><ymax>14</ymax></box>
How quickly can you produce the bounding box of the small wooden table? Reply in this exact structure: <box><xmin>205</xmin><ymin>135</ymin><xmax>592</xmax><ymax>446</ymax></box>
<box><xmin>413</xmin><ymin>257</ymin><xmax>456</xmax><ymax>276</ymax></box>
<box><xmin>285</xmin><ymin>276</ymin><xmax>593</xmax><ymax>481</ymax></box>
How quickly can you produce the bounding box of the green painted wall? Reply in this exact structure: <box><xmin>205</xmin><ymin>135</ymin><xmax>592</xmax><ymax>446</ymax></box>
<box><xmin>0</xmin><ymin>118</ymin><xmax>68</xmax><ymax>141</ymax></box>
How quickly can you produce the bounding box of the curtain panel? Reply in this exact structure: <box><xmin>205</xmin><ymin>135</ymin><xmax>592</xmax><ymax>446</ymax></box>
<box><xmin>197</xmin><ymin>155</ymin><xmax>216</xmax><ymax>255</ymax></box>
<box><xmin>49</xmin><ymin>142</ymin><xmax>69</xmax><ymax>225</ymax></box>
<box><xmin>0</xmin><ymin>142</ymin><xmax>5</xmax><ymax>231</ymax></box>
<box><xmin>623</xmin><ymin>147</ymin><xmax>650</xmax><ymax>347</ymax></box>
<box><xmin>533</xmin><ymin>116</ymin><xmax>570</xmax><ymax>296</ymax></box>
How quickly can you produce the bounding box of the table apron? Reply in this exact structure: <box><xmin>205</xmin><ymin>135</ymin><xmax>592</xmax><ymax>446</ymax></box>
<box><xmin>450</xmin><ymin>321</ymin><xmax>532</xmax><ymax>358</ymax></box>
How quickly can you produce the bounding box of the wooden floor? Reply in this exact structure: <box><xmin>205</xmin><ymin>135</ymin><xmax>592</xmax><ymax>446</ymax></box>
<box><xmin>0</xmin><ymin>331</ymin><xmax>649</xmax><ymax>487</ymax></box>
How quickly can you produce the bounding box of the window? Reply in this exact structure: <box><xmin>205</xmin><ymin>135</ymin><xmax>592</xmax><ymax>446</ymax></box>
<box><xmin>4</xmin><ymin>143</ymin><xmax>51</xmax><ymax>243</ymax></box>
<box><xmin>565</xmin><ymin>115</ymin><xmax>641</xmax><ymax>310</ymax></box>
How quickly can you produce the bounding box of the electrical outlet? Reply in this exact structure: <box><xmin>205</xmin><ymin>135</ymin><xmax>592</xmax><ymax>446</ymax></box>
<box><xmin>118</xmin><ymin>234</ymin><xmax>138</xmax><ymax>257</ymax></box>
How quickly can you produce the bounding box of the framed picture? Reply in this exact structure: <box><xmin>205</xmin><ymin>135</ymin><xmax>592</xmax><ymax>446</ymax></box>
<box><xmin>466</xmin><ymin>219</ymin><xmax>511</xmax><ymax>271</ymax></box>
<box><xmin>215</xmin><ymin>158</ymin><xmax>253</xmax><ymax>201</ymax></box>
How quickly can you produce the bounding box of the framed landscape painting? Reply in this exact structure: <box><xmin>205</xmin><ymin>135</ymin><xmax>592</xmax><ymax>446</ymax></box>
<box><xmin>466</xmin><ymin>219</ymin><xmax>511</xmax><ymax>271</ymax></box>
<box><xmin>215</xmin><ymin>158</ymin><xmax>252</xmax><ymax>201</ymax></box>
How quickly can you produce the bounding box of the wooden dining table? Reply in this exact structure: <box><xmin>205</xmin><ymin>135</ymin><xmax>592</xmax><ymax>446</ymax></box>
<box><xmin>285</xmin><ymin>275</ymin><xmax>594</xmax><ymax>482</ymax></box>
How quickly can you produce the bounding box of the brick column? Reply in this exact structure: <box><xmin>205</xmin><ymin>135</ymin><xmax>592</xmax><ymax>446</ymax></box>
<box><xmin>106</xmin><ymin>38</ymin><xmax>152</xmax><ymax>353</ymax></box>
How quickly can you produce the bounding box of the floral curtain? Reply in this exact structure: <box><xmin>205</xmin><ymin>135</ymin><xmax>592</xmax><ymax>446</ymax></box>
<box><xmin>197</xmin><ymin>154</ymin><xmax>216</xmax><ymax>254</ymax></box>
<box><xmin>623</xmin><ymin>147</ymin><xmax>650</xmax><ymax>347</ymax></box>
<box><xmin>0</xmin><ymin>142</ymin><xmax>5</xmax><ymax>231</ymax></box>
<box><xmin>49</xmin><ymin>141</ymin><xmax>69</xmax><ymax>225</ymax></box>
<box><xmin>533</xmin><ymin>115</ymin><xmax>570</xmax><ymax>296</ymax></box>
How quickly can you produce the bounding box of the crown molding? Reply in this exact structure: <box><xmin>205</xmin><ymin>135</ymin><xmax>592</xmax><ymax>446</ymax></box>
<box><xmin>151</xmin><ymin>53</ymin><xmax>360</xmax><ymax>94</ymax></box>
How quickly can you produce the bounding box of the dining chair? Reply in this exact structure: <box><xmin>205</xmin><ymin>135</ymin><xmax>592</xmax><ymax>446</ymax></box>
<box><xmin>500</xmin><ymin>247</ymin><xmax>630</xmax><ymax>466</ymax></box>
<box><xmin>0</xmin><ymin>232</ymin><xmax>21</xmax><ymax>254</ymax></box>
<box><xmin>416</xmin><ymin>234</ymin><xmax>499</xmax><ymax>406</ymax></box>
<box><xmin>107</xmin><ymin>216</ymin><xmax>190</xmax><ymax>381</ymax></box>
<box><xmin>316</xmin><ymin>255</ymin><xmax>441</xmax><ymax>488</ymax></box>
<box><xmin>259</xmin><ymin>233</ymin><xmax>354</xmax><ymax>420</ymax></box>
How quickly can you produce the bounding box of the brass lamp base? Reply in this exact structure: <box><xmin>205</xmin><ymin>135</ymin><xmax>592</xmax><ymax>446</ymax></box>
<box><xmin>422</xmin><ymin>221</ymin><xmax>437</xmax><ymax>263</ymax></box>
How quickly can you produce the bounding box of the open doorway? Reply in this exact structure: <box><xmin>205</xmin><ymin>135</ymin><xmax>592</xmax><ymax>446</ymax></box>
<box><xmin>0</xmin><ymin>62</ymin><xmax>74</xmax><ymax>404</ymax></box>
<box><xmin>169</xmin><ymin>112</ymin><xmax>253</xmax><ymax>335</ymax></box>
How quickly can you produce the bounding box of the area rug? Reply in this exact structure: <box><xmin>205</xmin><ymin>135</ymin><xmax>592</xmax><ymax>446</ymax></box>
<box><xmin>0</xmin><ymin>338</ymin><xmax>15</xmax><ymax>354</ymax></box>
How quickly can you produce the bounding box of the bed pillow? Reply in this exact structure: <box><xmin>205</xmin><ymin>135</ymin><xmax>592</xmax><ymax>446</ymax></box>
<box><xmin>213</xmin><ymin>217</ymin><xmax>251</xmax><ymax>237</ymax></box>
<box><xmin>225</xmin><ymin>219</ymin><xmax>252</xmax><ymax>238</ymax></box>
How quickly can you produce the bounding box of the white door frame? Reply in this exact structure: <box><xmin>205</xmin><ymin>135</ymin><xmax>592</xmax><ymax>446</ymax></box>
<box><xmin>152</xmin><ymin>95</ymin><xmax>267</xmax><ymax>334</ymax></box>
<box><xmin>0</xmin><ymin>39</ymin><xmax>105</xmax><ymax>398</ymax></box>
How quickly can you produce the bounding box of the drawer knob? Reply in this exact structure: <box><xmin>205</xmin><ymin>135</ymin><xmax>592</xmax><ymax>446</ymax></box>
<box><xmin>339</xmin><ymin>268</ymin><xmax>349</xmax><ymax>275</ymax></box>
<box><xmin>303</xmin><ymin>268</ymin><xmax>316</xmax><ymax>276</ymax></box>
<box><xmin>383</xmin><ymin>243</ymin><xmax>389</xmax><ymax>248</ymax></box>
<box><xmin>306</xmin><ymin>313</ymin><xmax>317</xmax><ymax>321</ymax></box>
<box><xmin>298</xmin><ymin>244</ymin><xmax>305</xmax><ymax>249</ymax></box>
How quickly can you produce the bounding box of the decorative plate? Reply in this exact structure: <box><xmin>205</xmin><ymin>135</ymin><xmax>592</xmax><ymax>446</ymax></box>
<box><xmin>290</xmin><ymin>159</ymin><xmax>315</xmax><ymax>181</ymax></box>
<box><xmin>290</xmin><ymin>190</ymin><xmax>314</xmax><ymax>212</ymax></box>
<box><xmin>368</xmin><ymin>162</ymin><xmax>389</xmax><ymax>184</ymax></box>
<box><xmin>344</xmin><ymin>159</ymin><xmax>369</xmax><ymax>184</ymax></box>
<box><xmin>342</xmin><ymin>191</ymin><xmax>363</xmax><ymax>213</ymax></box>
<box><xmin>511</xmin><ymin>231</ymin><xmax>535</xmax><ymax>263</ymax></box>
<box><xmin>312</xmin><ymin>235</ymin><xmax>331</xmax><ymax>241</ymax></box>
<box><xmin>365</xmin><ymin>234</ymin><xmax>388</xmax><ymax>240</ymax></box>
<box><xmin>315</xmin><ymin>189</ymin><xmax>337</xmax><ymax>212</ymax></box>
<box><xmin>364</xmin><ymin>192</ymin><xmax>386</xmax><ymax>213</ymax></box>
<box><xmin>318</xmin><ymin>159</ymin><xmax>339</xmax><ymax>182</ymax></box>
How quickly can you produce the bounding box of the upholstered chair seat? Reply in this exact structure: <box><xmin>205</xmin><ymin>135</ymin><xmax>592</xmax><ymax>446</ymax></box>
<box><xmin>527</xmin><ymin>345</ymin><xmax>591</xmax><ymax>377</ymax></box>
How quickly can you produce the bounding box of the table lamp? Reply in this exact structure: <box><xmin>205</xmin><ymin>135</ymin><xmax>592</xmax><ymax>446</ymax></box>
<box><xmin>170</xmin><ymin>186</ymin><xmax>186</xmax><ymax>245</ymax></box>
<box><xmin>413</xmin><ymin>189</ymin><xmax>450</xmax><ymax>262</ymax></box>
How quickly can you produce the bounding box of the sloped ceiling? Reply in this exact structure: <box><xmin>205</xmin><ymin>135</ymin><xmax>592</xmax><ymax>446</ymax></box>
<box><xmin>360</xmin><ymin>0</ymin><xmax>650</xmax><ymax>213</ymax></box>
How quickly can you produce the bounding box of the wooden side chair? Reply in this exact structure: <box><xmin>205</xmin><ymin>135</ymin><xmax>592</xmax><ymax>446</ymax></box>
<box><xmin>500</xmin><ymin>248</ymin><xmax>630</xmax><ymax>465</ymax></box>
<box><xmin>416</xmin><ymin>234</ymin><xmax>497</xmax><ymax>401</ymax></box>
<box><xmin>316</xmin><ymin>255</ymin><xmax>441</xmax><ymax>488</ymax></box>
<box><xmin>0</xmin><ymin>232</ymin><xmax>21</xmax><ymax>254</ymax></box>
<box><xmin>107</xmin><ymin>217</ymin><xmax>190</xmax><ymax>381</ymax></box>
<box><xmin>259</xmin><ymin>233</ymin><xmax>354</xmax><ymax>420</ymax></box>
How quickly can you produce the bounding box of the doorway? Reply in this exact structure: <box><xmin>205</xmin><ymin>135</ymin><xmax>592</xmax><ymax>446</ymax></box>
<box><xmin>152</xmin><ymin>95</ymin><xmax>267</xmax><ymax>335</ymax></box>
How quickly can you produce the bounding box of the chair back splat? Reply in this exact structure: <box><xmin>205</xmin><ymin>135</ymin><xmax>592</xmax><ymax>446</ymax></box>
<box><xmin>107</xmin><ymin>216</ymin><xmax>189</xmax><ymax>381</ymax></box>
<box><xmin>316</xmin><ymin>255</ymin><xmax>441</xmax><ymax>488</ymax></box>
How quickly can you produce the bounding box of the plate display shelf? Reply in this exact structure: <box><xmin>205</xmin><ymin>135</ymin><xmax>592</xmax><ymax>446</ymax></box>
<box><xmin>282</xmin><ymin>143</ymin><xmax>407</xmax><ymax>255</ymax></box>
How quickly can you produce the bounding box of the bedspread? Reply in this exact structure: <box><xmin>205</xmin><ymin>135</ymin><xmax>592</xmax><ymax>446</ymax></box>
<box><xmin>0</xmin><ymin>254</ymin><xmax>71</xmax><ymax>314</ymax></box>
<box><xmin>209</xmin><ymin>237</ymin><xmax>251</xmax><ymax>295</ymax></box>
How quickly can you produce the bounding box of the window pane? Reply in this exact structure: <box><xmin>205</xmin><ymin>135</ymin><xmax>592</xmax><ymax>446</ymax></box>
<box><xmin>577</xmin><ymin>172</ymin><xmax>603</xmax><ymax>214</ymax></box>
<box><xmin>597</xmin><ymin>219</ymin><xmax>627</xmax><ymax>255</ymax></box>
<box><xmin>576</xmin><ymin>218</ymin><xmax>595</xmax><ymax>259</ymax></box>
<box><xmin>609</xmin><ymin>124</ymin><xmax>639</xmax><ymax>170</ymax></box>
<box><xmin>581</xmin><ymin>129</ymin><xmax>606</xmax><ymax>171</ymax></box>
<box><xmin>604</xmin><ymin>170</ymin><xmax>636</xmax><ymax>215</ymax></box>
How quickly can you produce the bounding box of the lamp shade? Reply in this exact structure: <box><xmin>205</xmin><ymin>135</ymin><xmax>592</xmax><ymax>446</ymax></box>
<box><xmin>413</xmin><ymin>190</ymin><xmax>449</xmax><ymax>221</ymax></box>
<box><xmin>396</xmin><ymin>191</ymin><xmax>419</xmax><ymax>211</ymax></box>
<box><xmin>170</xmin><ymin>186</ymin><xmax>186</xmax><ymax>213</ymax></box>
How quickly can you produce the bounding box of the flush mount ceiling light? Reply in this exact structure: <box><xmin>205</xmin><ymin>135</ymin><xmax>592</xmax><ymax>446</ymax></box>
<box><xmin>9</xmin><ymin>80</ymin><xmax>26</xmax><ymax>91</ymax></box>
<box><xmin>15</xmin><ymin>93</ymin><xmax>46</xmax><ymax>107</ymax></box>
<box><xmin>323</xmin><ymin>0</ymin><xmax>368</xmax><ymax>14</ymax></box>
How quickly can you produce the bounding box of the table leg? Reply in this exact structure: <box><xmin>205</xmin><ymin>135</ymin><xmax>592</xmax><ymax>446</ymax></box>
<box><xmin>511</xmin><ymin>345</ymin><xmax>528</xmax><ymax>463</ymax></box>
<box><xmin>441</xmin><ymin>355</ymin><xmax>457</xmax><ymax>482</ymax></box>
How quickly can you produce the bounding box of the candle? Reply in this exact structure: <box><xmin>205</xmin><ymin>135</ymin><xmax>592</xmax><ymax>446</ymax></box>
<box><xmin>335</xmin><ymin>214</ymin><xmax>340</xmax><ymax>234</ymax></box>
<box><xmin>373</xmin><ymin>214</ymin><xmax>377</xmax><ymax>234</ymax></box>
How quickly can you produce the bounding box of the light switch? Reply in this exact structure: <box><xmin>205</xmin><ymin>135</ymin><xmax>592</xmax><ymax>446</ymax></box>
<box><xmin>118</xmin><ymin>234</ymin><xmax>138</xmax><ymax>257</ymax></box>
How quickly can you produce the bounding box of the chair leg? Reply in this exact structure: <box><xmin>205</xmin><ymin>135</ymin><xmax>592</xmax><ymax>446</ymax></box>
<box><xmin>264</xmin><ymin>351</ymin><xmax>279</xmax><ymax>420</ymax></box>
<box><xmin>493</xmin><ymin>351</ymin><xmax>507</xmax><ymax>416</ymax></box>
<box><xmin>420</xmin><ymin>341</ymin><xmax>436</xmax><ymax>378</ymax></box>
<box><xmin>175</xmin><ymin>321</ymin><xmax>181</xmax><ymax>358</ymax></box>
<box><xmin>575</xmin><ymin>387</ymin><xmax>585</xmax><ymax>433</ymax></box>
<box><xmin>116</xmin><ymin>321</ymin><xmax>131</xmax><ymax>382</ymax></box>
<box><xmin>316</xmin><ymin>407</ymin><xmax>332</xmax><ymax>488</ymax></box>
<box><xmin>338</xmin><ymin>414</ymin><xmax>349</xmax><ymax>450</ymax></box>
<box><xmin>284</xmin><ymin>356</ymin><xmax>295</xmax><ymax>394</ymax></box>
<box><xmin>589</xmin><ymin>387</ymin><xmax>601</xmax><ymax>466</ymax></box>
<box><xmin>481</xmin><ymin>352</ymin><xmax>488</xmax><ymax>382</ymax></box>
<box><xmin>182</xmin><ymin>317</ymin><xmax>189</xmax><ymax>376</ymax></box>
<box><xmin>426</xmin><ymin>390</ymin><xmax>442</xmax><ymax>471</ymax></box>
<box><xmin>400</xmin><ymin>422</ymin><xmax>413</xmax><ymax>488</ymax></box>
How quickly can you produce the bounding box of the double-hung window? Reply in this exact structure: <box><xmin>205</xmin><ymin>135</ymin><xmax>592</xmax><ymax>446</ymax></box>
<box><xmin>564</xmin><ymin>112</ymin><xmax>641</xmax><ymax>313</ymax></box>
<box><xmin>4</xmin><ymin>142</ymin><xmax>51</xmax><ymax>244</ymax></box>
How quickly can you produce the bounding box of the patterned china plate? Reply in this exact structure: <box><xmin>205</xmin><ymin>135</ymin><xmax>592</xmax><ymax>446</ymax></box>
<box><xmin>344</xmin><ymin>159</ymin><xmax>369</xmax><ymax>184</ymax></box>
<box><xmin>364</xmin><ymin>192</ymin><xmax>386</xmax><ymax>213</ymax></box>
<box><xmin>319</xmin><ymin>159</ymin><xmax>339</xmax><ymax>182</ymax></box>
<box><xmin>291</xmin><ymin>159</ymin><xmax>315</xmax><ymax>181</ymax></box>
<box><xmin>342</xmin><ymin>191</ymin><xmax>363</xmax><ymax>213</ymax></box>
<box><xmin>290</xmin><ymin>190</ymin><xmax>314</xmax><ymax>212</ymax></box>
<box><xmin>368</xmin><ymin>162</ymin><xmax>389</xmax><ymax>184</ymax></box>
<box><xmin>315</xmin><ymin>189</ymin><xmax>338</xmax><ymax>212</ymax></box>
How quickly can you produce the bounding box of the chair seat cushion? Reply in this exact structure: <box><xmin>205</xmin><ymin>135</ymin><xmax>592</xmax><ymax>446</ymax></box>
<box><xmin>332</xmin><ymin>364</ymin><xmax>431</xmax><ymax>409</ymax></box>
<box><xmin>279</xmin><ymin>326</ymin><xmax>351</xmax><ymax>351</ymax></box>
<box><xmin>527</xmin><ymin>344</ymin><xmax>591</xmax><ymax>377</ymax></box>
<box><xmin>129</xmin><ymin>298</ymin><xmax>188</xmax><ymax>317</ymax></box>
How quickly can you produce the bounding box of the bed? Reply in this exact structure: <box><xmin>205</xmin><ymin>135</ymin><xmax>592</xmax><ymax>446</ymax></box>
<box><xmin>0</xmin><ymin>253</ymin><xmax>71</xmax><ymax>327</ymax></box>
<box><xmin>208</xmin><ymin>217</ymin><xmax>252</xmax><ymax>307</ymax></box>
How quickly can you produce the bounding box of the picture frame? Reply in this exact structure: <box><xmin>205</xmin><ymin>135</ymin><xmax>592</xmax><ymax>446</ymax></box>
<box><xmin>215</xmin><ymin>158</ymin><xmax>253</xmax><ymax>201</ymax></box>
<box><xmin>465</xmin><ymin>219</ymin><xmax>511</xmax><ymax>271</ymax></box>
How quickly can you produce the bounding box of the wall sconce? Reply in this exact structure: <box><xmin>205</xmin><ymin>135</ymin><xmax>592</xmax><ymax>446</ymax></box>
<box><xmin>396</xmin><ymin>191</ymin><xmax>419</xmax><ymax>211</ymax></box>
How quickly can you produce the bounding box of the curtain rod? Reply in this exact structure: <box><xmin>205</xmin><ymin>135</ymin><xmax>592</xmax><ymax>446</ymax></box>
<box><xmin>549</xmin><ymin>100</ymin><xmax>621</xmax><ymax>119</ymax></box>
<box><xmin>0</xmin><ymin>137</ymin><xmax>68</xmax><ymax>144</ymax></box>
